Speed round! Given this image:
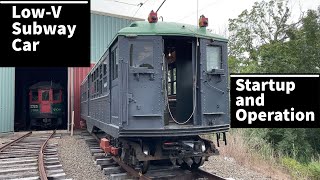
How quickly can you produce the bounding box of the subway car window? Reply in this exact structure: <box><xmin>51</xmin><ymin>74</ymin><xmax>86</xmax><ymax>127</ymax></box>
<box><xmin>111</xmin><ymin>47</ymin><xmax>118</xmax><ymax>80</ymax></box>
<box><xmin>206</xmin><ymin>46</ymin><xmax>222</xmax><ymax>71</ymax></box>
<box><xmin>53</xmin><ymin>90</ymin><xmax>60</xmax><ymax>101</ymax></box>
<box><xmin>32</xmin><ymin>91</ymin><xmax>38</xmax><ymax>101</ymax></box>
<box><xmin>131</xmin><ymin>42</ymin><xmax>154</xmax><ymax>69</ymax></box>
<box><xmin>103</xmin><ymin>61</ymin><xmax>107</xmax><ymax>75</ymax></box>
<box><xmin>103</xmin><ymin>77</ymin><xmax>108</xmax><ymax>92</ymax></box>
<box><xmin>42</xmin><ymin>91</ymin><xmax>49</xmax><ymax>101</ymax></box>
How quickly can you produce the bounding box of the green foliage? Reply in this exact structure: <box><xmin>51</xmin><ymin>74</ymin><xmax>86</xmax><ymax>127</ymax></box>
<box><xmin>243</xmin><ymin>128</ymin><xmax>275</xmax><ymax>160</ymax></box>
<box><xmin>309</xmin><ymin>162</ymin><xmax>320</xmax><ymax>179</ymax></box>
<box><xmin>281</xmin><ymin>157</ymin><xmax>320</xmax><ymax>179</ymax></box>
<box><xmin>228</xmin><ymin>0</ymin><xmax>320</xmax><ymax>74</ymax></box>
<box><xmin>228</xmin><ymin>0</ymin><xmax>294</xmax><ymax>71</ymax></box>
<box><xmin>228</xmin><ymin>1</ymin><xmax>320</xmax><ymax>178</ymax></box>
<box><xmin>229</xmin><ymin>0</ymin><xmax>320</xmax><ymax>168</ymax></box>
<box><xmin>245</xmin><ymin>128</ymin><xmax>317</xmax><ymax>162</ymax></box>
<box><xmin>281</xmin><ymin>157</ymin><xmax>310</xmax><ymax>179</ymax></box>
<box><xmin>258</xmin><ymin>9</ymin><xmax>320</xmax><ymax>73</ymax></box>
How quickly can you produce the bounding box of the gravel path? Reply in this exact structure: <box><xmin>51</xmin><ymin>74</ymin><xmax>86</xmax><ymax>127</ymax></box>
<box><xmin>203</xmin><ymin>156</ymin><xmax>276</xmax><ymax>180</ymax></box>
<box><xmin>50</xmin><ymin>133</ymin><xmax>107</xmax><ymax>180</ymax></box>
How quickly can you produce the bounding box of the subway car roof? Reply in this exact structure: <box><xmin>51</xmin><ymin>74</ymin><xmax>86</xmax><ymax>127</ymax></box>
<box><xmin>82</xmin><ymin>21</ymin><xmax>228</xmax><ymax>85</ymax></box>
<box><xmin>118</xmin><ymin>21</ymin><xmax>228</xmax><ymax>42</ymax></box>
<box><xmin>29</xmin><ymin>82</ymin><xmax>63</xmax><ymax>90</ymax></box>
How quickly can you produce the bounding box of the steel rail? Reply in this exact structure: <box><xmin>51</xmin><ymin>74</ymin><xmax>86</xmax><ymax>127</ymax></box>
<box><xmin>90</xmin><ymin>132</ymin><xmax>100</xmax><ymax>142</ymax></box>
<box><xmin>91</xmin><ymin>132</ymin><xmax>151</xmax><ymax>180</ymax></box>
<box><xmin>0</xmin><ymin>131</ymin><xmax>32</xmax><ymax>152</ymax></box>
<box><xmin>38</xmin><ymin>130</ymin><xmax>56</xmax><ymax>180</ymax></box>
<box><xmin>111</xmin><ymin>156</ymin><xmax>151</xmax><ymax>180</ymax></box>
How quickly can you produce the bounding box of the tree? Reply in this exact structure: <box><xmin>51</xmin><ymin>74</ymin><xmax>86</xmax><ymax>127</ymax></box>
<box><xmin>228</xmin><ymin>0</ymin><xmax>295</xmax><ymax>62</ymax></box>
<box><xmin>259</xmin><ymin>9</ymin><xmax>320</xmax><ymax>73</ymax></box>
<box><xmin>227</xmin><ymin>0</ymin><xmax>305</xmax><ymax>73</ymax></box>
<box><xmin>229</xmin><ymin>0</ymin><xmax>320</xmax><ymax>163</ymax></box>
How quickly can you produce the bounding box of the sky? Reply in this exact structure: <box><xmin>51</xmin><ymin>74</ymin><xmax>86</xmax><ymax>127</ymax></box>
<box><xmin>91</xmin><ymin>0</ymin><xmax>320</xmax><ymax>36</ymax></box>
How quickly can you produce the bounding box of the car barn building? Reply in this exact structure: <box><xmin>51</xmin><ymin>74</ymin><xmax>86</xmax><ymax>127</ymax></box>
<box><xmin>0</xmin><ymin>11</ymin><xmax>142</xmax><ymax>133</ymax></box>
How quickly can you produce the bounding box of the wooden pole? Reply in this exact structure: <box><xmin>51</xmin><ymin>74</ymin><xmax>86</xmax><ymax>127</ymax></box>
<box><xmin>71</xmin><ymin>111</ymin><xmax>74</xmax><ymax>136</ymax></box>
<box><xmin>67</xmin><ymin>68</ymin><xmax>70</xmax><ymax>132</ymax></box>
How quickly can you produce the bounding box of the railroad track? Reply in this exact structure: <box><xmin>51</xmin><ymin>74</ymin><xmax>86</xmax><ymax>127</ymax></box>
<box><xmin>0</xmin><ymin>131</ymin><xmax>69</xmax><ymax>180</ymax></box>
<box><xmin>81</xmin><ymin>131</ymin><xmax>226</xmax><ymax>180</ymax></box>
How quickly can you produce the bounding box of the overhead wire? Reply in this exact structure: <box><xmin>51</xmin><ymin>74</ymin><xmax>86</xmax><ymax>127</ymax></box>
<box><xmin>105</xmin><ymin>0</ymin><xmax>138</xmax><ymax>6</ymax></box>
<box><xmin>105</xmin><ymin>0</ymin><xmax>150</xmax><ymax>22</ymax></box>
<box><xmin>130</xmin><ymin>0</ymin><xmax>150</xmax><ymax>22</ymax></box>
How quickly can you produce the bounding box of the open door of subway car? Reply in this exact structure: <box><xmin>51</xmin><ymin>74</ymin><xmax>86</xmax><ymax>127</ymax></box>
<box><xmin>163</xmin><ymin>37</ymin><xmax>195</xmax><ymax>126</ymax></box>
<box><xmin>123</xmin><ymin>36</ymin><xmax>196</xmax><ymax>128</ymax></box>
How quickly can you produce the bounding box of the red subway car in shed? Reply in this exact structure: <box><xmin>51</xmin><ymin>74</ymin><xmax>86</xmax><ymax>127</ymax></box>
<box><xmin>28</xmin><ymin>82</ymin><xmax>65</xmax><ymax>129</ymax></box>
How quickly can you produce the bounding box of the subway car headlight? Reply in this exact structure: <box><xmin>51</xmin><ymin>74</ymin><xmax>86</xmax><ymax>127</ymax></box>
<box><xmin>201</xmin><ymin>144</ymin><xmax>206</xmax><ymax>152</ymax></box>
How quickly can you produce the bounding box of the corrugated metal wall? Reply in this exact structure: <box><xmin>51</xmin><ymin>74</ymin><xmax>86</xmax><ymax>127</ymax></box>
<box><xmin>0</xmin><ymin>68</ymin><xmax>15</xmax><ymax>133</ymax></box>
<box><xmin>72</xmin><ymin>64</ymin><xmax>94</xmax><ymax>129</ymax></box>
<box><xmin>90</xmin><ymin>12</ymin><xmax>135</xmax><ymax>62</ymax></box>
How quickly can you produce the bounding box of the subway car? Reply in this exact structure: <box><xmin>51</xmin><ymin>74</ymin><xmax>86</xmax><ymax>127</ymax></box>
<box><xmin>29</xmin><ymin>81</ymin><xmax>64</xmax><ymax>129</ymax></box>
<box><xmin>81</xmin><ymin>12</ymin><xmax>229</xmax><ymax>173</ymax></box>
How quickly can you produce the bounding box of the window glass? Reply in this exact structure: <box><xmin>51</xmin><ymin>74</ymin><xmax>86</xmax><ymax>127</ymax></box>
<box><xmin>129</xmin><ymin>44</ymin><xmax>133</xmax><ymax>66</ymax></box>
<box><xmin>112</xmin><ymin>47</ymin><xmax>118</xmax><ymax>80</ymax></box>
<box><xmin>53</xmin><ymin>90</ymin><xmax>60</xmax><ymax>101</ymax></box>
<box><xmin>168</xmin><ymin>84</ymin><xmax>171</xmax><ymax>95</ymax></box>
<box><xmin>103</xmin><ymin>61</ymin><xmax>107</xmax><ymax>75</ymax></box>
<box><xmin>42</xmin><ymin>91</ymin><xmax>49</xmax><ymax>101</ymax></box>
<box><xmin>131</xmin><ymin>42</ymin><xmax>153</xmax><ymax>69</ymax></box>
<box><xmin>100</xmin><ymin>80</ymin><xmax>103</xmax><ymax>94</ymax></box>
<box><xmin>103</xmin><ymin>77</ymin><xmax>108</xmax><ymax>92</ymax></box>
<box><xmin>173</xmin><ymin>68</ymin><xmax>176</xmax><ymax>81</ymax></box>
<box><xmin>32</xmin><ymin>91</ymin><xmax>38</xmax><ymax>101</ymax></box>
<box><xmin>96</xmin><ymin>81</ymin><xmax>99</xmax><ymax>94</ymax></box>
<box><xmin>206</xmin><ymin>46</ymin><xmax>221</xmax><ymax>71</ymax></box>
<box><xmin>167</xmin><ymin>69</ymin><xmax>171</xmax><ymax>82</ymax></box>
<box><xmin>173</xmin><ymin>82</ymin><xmax>176</xmax><ymax>95</ymax></box>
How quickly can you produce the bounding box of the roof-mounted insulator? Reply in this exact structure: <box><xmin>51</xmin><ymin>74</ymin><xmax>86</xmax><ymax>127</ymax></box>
<box><xmin>148</xmin><ymin>10</ymin><xmax>158</xmax><ymax>23</ymax></box>
<box><xmin>199</xmin><ymin>15</ymin><xmax>208</xmax><ymax>27</ymax></box>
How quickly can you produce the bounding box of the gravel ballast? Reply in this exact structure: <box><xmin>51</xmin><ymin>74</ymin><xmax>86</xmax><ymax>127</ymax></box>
<box><xmin>203</xmin><ymin>156</ymin><xmax>276</xmax><ymax>180</ymax></box>
<box><xmin>0</xmin><ymin>132</ymin><xmax>27</xmax><ymax>146</ymax></box>
<box><xmin>50</xmin><ymin>133</ymin><xmax>107</xmax><ymax>180</ymax></box>
<box><xmin>1</xmin><ymin>131</ymin><xmax>284</xmax><ymax>180</ymax></box>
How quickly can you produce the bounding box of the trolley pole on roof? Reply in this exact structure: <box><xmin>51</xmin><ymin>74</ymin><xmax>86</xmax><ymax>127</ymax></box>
<box><xmin>156</xmin><ymin>0</ymin><xmax>166</xmax><ymax>13</ymax></box>
<box><xmin>197</xmin><ymin>0</ymin><xmax>199</xmax><ymax>28</ymax></box>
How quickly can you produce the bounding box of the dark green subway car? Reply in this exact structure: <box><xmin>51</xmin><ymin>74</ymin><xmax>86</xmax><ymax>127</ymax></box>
<box><xmin>81</xmin><ymin>13</ymin><xmax>230</xmax><ymax>173</ymax></box>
